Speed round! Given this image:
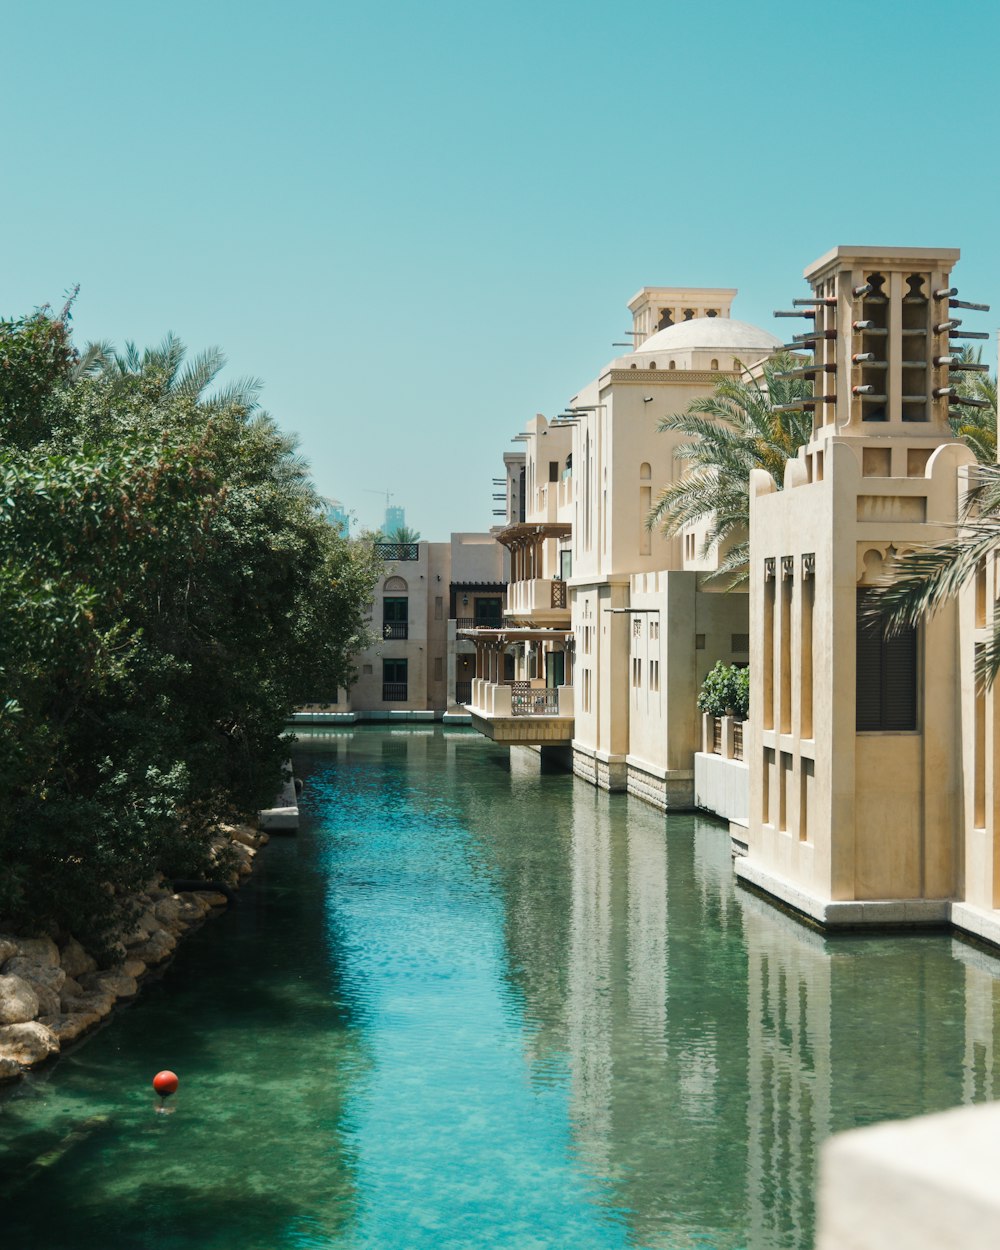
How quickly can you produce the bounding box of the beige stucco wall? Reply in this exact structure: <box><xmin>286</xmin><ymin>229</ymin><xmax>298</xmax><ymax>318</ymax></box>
<box><xmin>741</xmin><ymin>239</ymin><xmax>980</xmax><ymax>916</ymax></box>
<box><xmin>347</xmin><ymin>534</ymin><xmax>504</xmax><ymax>713</ymax></box>
<box><xmin>747</xmin><ymin>437</ymin><xmax>972</xmax><ymax>904</ymax></box>
<box><xmin>625</xmin><ymin>571</ymin><xmax>748</xmax><ymax>806</ymax></box>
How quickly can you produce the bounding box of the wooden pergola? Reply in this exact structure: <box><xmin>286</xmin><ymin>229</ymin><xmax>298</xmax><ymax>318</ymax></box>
<box><xmin>456</xmin><ymin>626</ymin><xmax>573</xmax><ymax>682</ymax></box>
<box><xmin>494</xmin><ymin>522</ymin><xmax>571</xmax><ymax>583</ymax></box>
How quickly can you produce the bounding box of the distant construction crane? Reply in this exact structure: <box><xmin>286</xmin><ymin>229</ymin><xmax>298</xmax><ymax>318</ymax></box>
<box><xmin>364</xmin><ymin>488</ymin><xmax>394</xmax><ymax>510</ymax></box>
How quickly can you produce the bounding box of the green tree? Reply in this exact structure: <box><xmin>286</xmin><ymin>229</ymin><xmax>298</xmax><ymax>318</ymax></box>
<box><xmin>648</xmin><ymin>352</ymin><xmax>813</xmax><ymax>584</ymax></box>
<box><xmin>697</xmin><ymin>662</ymin><xmax>750</xmax><ymax>719</ymax></box>
<box><xmin>0</xmin><ymin>311</ymin><xmax>381</xmax><ymax>948</ymax></box>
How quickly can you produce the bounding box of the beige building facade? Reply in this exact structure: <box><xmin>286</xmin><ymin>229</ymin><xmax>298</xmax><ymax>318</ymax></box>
<box><xmin>737</xmin><ymin>244</ymin><xmax>1000</xmax><ymax>946</ymax></box>
<box><xmin>325</xmin><ymin>534</ymin><xmax>506</xmax><ymax>718</ymax></box>
<box><xmin>467</xmin><ymin>287</ymin><xmax>775</xmax><ymax>807</ymax></box>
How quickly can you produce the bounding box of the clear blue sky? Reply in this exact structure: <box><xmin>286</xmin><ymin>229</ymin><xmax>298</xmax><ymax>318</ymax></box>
<box><xmin>3</xmin><ymin>0</ymin><xmax>998</xmax><ymax>539</ymax></box>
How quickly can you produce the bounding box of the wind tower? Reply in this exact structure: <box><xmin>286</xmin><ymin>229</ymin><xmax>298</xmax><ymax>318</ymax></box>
<box><xmin>739</xmin><ymin>246</ymin><xmax>991</xmax><ymax>925</ymax></box>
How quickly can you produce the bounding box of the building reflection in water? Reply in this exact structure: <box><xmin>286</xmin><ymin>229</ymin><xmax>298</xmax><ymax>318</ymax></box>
<box><xmin>429</xmin><ymin>736</ymin><xmax>1000</xmax><ymax>1250</ymax></box>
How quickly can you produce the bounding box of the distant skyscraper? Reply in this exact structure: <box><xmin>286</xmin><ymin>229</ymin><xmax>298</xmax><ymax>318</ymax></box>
<box><xmin>384</xmin><ymin>504</ymin><xmax>405</xmax><ymax>533</ymax></box>
<box><xmin>323</xmin><ymin>498</ymin><xmax>350</xmax><ymax>534</ymax></box>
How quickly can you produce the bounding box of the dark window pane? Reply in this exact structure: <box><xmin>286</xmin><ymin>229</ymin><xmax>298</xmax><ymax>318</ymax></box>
<box><xmin>856</xmin><ymin>589</ymin><xmax>917</xmax><ymax>731</ymax></box>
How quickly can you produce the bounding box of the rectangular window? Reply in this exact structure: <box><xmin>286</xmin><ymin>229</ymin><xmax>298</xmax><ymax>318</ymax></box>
<box><xmin>731</xmin><ymin>633</ymin><xmax>749</xmax><ymax>654</ymax></box>
<box><xmin>382</xmin><ymin>658</ymin><xmax>408</xmax><ymax>702</ymax></box>
<box><xmin>383</xmin><ymin>596</ymin><xmax>408</xmax><ymax>640</ymax></box>
<box><xmin>434</xmin><ymin>596</ymin><xmax>443</xmax><ymax>621</ymax></box>
<box><xmin>549</xmin><ymin>460</ymin><xmax>559</xmax><ymax>482</ymax></box>
<box><xmin>433</xmin><ymin>656</ymin><xmax>443</xmax><ymax>681</ymax></box>
<box><xmin>856</xmin><ymin>589</ymin><xmax>917</xmax><ymax>730</ymax></box>
<box><xmin>474</xmin><ymin>597</ymin><xmax>502</xmax><ymax>627</ymax></box>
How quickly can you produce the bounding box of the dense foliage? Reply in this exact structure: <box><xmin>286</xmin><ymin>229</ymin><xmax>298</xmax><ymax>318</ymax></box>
<box><xmin>697</xmin><ymin>662</ymin><xmax>750</xmax><ymax>720</ymax></box>
<box><xmin>0</xmin><ymin>310</ymin><xmax>380</xmax><ymax>950</ymax></box>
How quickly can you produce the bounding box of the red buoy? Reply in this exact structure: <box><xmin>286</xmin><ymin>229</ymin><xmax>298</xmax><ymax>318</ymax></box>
<box><xmin>152</xmin><ymin>1070</ymin><xmax>179</xmax><ymax>1097</ymax></box>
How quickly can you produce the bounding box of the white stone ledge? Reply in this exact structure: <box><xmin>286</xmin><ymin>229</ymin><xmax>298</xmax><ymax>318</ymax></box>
<box><xmin>951</xmin><ymin>901</ymin><xmax>1000</xmax><ymax>948</ymax></box>
<box><xmin>816</xmin><ymin>1101</ymin><xmax>1000</xmax><ymax>1250</ymax></box>
<box><xmin>735</xmin><ymin>857</ymin><xmax>950</xmax><ymax>927</ymax></box>
<box><xmin>694</xmin><ymin>751</ymin><xmax>749</xmax><ymax>824</ymax></box>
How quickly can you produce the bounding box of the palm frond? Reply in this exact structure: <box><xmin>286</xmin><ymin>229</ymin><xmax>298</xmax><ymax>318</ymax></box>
<box><xmin>651</xmin><ymin>351</ymin><xmax>812</xmax><ymax>581</ymax></box>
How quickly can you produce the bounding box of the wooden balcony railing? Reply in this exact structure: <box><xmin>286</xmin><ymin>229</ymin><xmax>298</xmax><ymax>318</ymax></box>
<box><xmin>511</xmin><ymin>682</ymin><xmax>560</xmax><ymax>716</ymax></box>
<box><xmin>382</xmin><ymin>683</ymin><xmax>408</xmax><ymax>702</ymax></box>
<box><xmin>733</xmin><ymin>720</ymin><xmax>744</xmax><ymax>761</ymax></box>
<box><xmin>551</xmin><ymin>579</ymin><xmax>567</xmax><ymax>608</ymax></box>
<box><xmin>713</xmin><ymin>717</ymin><xmax>723</xmax><ymax>754</ymax></box>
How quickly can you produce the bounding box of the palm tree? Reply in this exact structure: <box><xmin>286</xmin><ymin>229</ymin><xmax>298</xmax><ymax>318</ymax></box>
<box><xmin>867</xmin><ymin>464</ymin><xmax>1000</xmax><ymax>684</ymax></box>
<box><xmin>95</xmin><ymin>331</ymin><xmax>262</xmax><ymax>415</ymax></box>
<box><xmin>385</xmin><ymin>524</ymin><xmax>421</xmax><ymax>544</ymax></box>
<box><xmin>648</xmin><ymin>352</ymin><xmax>814</xmax><ymax>584</ymax></box>
<box><xmin>79</xmin><ymin>333</ymin><xmax>315</xmax><ymax>505</ymax></box>
<box><xmin>949</xmin><ymin>345</ymin><xmax>997</xmax><ymax>465</ymax></box>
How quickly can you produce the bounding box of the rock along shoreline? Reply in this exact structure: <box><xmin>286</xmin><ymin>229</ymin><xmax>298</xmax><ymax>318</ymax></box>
<box><xmin>0</xmin><ymin>821</ymin><xmax>269</xmax><ymax>1086</ymax></box>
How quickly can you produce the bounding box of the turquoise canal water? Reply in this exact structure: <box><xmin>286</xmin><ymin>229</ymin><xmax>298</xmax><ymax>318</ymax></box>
<box><xmin>3</xmin><ymin>727</ymin><xmax>1000</xmax><ymax>1249</ymax></box>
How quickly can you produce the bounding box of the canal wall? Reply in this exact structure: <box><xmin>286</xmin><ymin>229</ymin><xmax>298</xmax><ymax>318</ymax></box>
<box><xmin>0</xmin><ymin>820</ymin><xmax>270</xmax><ymax>1087</ymax></box>
<box><xmin>693</xmin><ymin>751</ymin><xmax>750</xmax><ymax>824</ymax></box>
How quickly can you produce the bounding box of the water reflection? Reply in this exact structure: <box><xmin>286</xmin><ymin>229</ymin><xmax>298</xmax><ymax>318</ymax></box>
<box><xmin>4</xmin><ymin>726</ymin><xmax>1000</xmax><ymax>1250</ymax></box>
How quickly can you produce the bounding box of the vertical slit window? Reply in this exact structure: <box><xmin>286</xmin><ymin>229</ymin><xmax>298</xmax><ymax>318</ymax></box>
<box><xmin>975</xmin><ymin>644</ymin><xmax>986</xmax><ymax>828</ymax></box>
<box><xmin>763</xmin><ymin>570</ymin><xmax>775</xmax><ymax>730</ymax></box>
<box><xmin>801</xmin><ymin>570</ymin><xmax>814</xmax><ymax>738</ymax></box>
<box><xmin>763</xmin><ymin>747</ymin><xmax>774</xmax><ymax>826</ymax></box>
<box><xmin>780</xmin><ymin>570</ymin><xmax>792</xmax><ymax>734</ymax></box>
<box><xmin>856</xmin><ymin>589</ymin><xmax>917</xmax><ymax>730</ymax></box>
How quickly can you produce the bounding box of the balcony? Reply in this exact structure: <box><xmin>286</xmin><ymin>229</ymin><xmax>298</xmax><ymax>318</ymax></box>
<box><xmin>505</xmin><ymin>579</ymin><xmax>569</xmax><ymax>625</ymax></box>
<box><xmin>382</xmin><ymin>683</ymin><xmax>408</xmax><ymax>702</ymax></box>
<box><xmin>533</xmin><ymin>475</ymin><xmax>574</xmax><ymax>523</ymax></box>
<box><xmin>467</xmin><ymin>678</ymin><xmax>574</xmax><ymax>744</ymax></box>
<box><xmin>383</xmin><ymin>622</ymin><xmax>409</xmax><ymax>640</ymax></box>
<box><xmin>375</xmin><ymin>542</ymin><xmax>419</xmax><ymax>561</ymax></box>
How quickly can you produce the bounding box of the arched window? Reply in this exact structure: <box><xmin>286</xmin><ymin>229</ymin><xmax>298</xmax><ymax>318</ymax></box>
<box><xmin>384</xmin><ymin>575</ymin><xmax>408</xmax><ymax>592</ymax></box>
<box><xmin>649</xmin><ymin>361</ymin><xmax>657</xmax><ymax>369</ymax></box>
<box><xmin>669</xmin><ymin>360</ymin><xmax>676</xmax><ymax>370</ymax></box>
<box><xmin>710</xmin><ymin>359</ymin><xmax>719</xmax><ymax>371</ymax></box>
<box><xmin>639</xmin><ymin>462</ymin><xmax>651</xmax><ymax>480</ymax></box>
<box><xmin>630</xmin><ymin>363</ymin><xmax>637</xmax><ymax>370</ymax></box>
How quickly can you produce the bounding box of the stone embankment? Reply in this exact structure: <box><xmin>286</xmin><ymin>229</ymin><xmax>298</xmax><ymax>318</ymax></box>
<box><xmin>0</xmin><ymin>822</ymin><xmax>268</xmax><ymax>1086</ymax></box>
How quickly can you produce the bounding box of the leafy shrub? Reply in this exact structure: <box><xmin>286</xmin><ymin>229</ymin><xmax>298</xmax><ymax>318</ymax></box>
<box><xmin>697</xmin><ymin>661</ymin><xmax>749</xmax><ymax>720</ymax></box>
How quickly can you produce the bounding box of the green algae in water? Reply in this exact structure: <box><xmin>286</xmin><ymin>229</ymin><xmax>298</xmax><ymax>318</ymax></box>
<box><xmin>2</xmin><ymin>726</ymin><xmax>1000</xmax><ymax>1249</ymax></box>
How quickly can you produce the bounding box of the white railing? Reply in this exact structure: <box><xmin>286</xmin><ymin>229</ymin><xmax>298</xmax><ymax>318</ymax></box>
<box><xmin>470</xmin><ymin>679</ymin><xmax>574</xmax><ymax>719</ymax></box>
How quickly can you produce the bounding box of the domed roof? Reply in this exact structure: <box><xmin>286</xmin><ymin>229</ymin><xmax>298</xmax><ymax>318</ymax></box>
<box><xmin>631</xmin><ymin>316</ymin><xmax>782</xmax><ymax>356</ymax></box>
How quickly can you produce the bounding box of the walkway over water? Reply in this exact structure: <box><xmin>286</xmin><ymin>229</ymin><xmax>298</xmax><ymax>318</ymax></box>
<box><xmin>2</xmin><ymin>726</ymin><xmax>1000</xmax><ymax>1249</ymax></box>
